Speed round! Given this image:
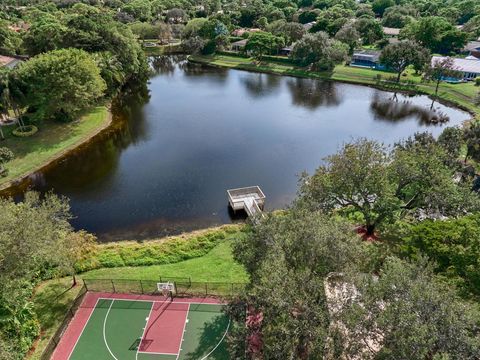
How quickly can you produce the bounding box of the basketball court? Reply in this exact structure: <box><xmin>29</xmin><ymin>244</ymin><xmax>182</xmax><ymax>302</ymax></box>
<box><xmin>52</xmin><ymin>291</ymin><xmax>230</xmax><ymax>360</ymax></box>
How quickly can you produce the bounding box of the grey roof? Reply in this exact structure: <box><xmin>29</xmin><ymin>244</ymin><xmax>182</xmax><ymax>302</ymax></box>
<box><xmin>231</xmin><ymin>39</ymin><xmax>248</xmax><ymax>47</ymax></box>
<box><xmin>464</xmin><ymin>41</ymin><xmax>480</xmax><ymax>52</ymax></box>
<box><xmin>382</xmin><ymin>27</ymin><xmax>400</xmax><ymax>36</ymax></box>
<box><xmin>352</xmin><ymin>50</ymin><xmax>381</xmax><ymax>62</ymax></box>
<box><xmin>431</xmin><ymin>56</ymin><xmax>480</xmax><ymax>74</ymax></box>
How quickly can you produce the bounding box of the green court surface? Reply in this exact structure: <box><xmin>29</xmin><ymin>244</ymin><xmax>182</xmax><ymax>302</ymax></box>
<box><xmin>69</xmin><ymin>298</ymin><xmax>229</xmax><ymax>360</ymax></box>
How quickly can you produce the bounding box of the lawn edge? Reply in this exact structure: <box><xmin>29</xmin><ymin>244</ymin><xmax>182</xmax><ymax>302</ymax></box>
<box><xmin>0</xmin><ymin>105</ymin><xmax>112</xmax><ymax>192</ymax></box>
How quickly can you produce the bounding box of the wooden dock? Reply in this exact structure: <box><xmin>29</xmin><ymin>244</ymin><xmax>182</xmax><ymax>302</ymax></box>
<box><xmin>227</xmin><ymin>186</ymin><xmax>266</xmax><ymax>222</ymax></box>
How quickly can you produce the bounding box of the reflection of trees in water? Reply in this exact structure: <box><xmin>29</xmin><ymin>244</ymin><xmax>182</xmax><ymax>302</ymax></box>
<box><xmin>370</xmin><ymin>92</ymin><xmax>449</xmax><ymax>126</ymax></box>
<box><xmin>178</xmin><ymin>59</ymin><xmax>229</xmax><ymax>81</ymax></box>
<box><xmin>240</xmin><ymin>73</ymin><xmax>282</xmax><ymax>97</ymax></box>
<box><xmin>286</xmin><ymin>78</ymin><xmax>341</xmax><ymax>109</ymax></box>
<box><xmin>150</xmin><ymin>55</ymin><xmax>180</xmax><ymax>75</ymax></box>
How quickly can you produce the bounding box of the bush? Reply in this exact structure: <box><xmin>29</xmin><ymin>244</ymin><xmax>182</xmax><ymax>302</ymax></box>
<box><xmin>475</xmin><ymin>77</ymin><xmax>480</xmax><ymax>86</ymax></box>
<box><xmin>75</xmin><ymin>229</ymin><xmax>229</xmax><ymax>272</ymax></box>
<box><xmin>12</xmin><ymin>125</ymin><xmax>38</xmax><ymax>137</ymax></box>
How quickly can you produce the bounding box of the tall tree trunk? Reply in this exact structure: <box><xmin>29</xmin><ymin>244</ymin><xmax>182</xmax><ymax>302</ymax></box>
<box><xmin>365</xmin><ymin>223</ymin><xmax>375</xmax><ymax>236</ymax></box>
<box><xmin>396</xmin><ymin>70</ymin><xmax>402</xmax><ymax>83</ymax></box>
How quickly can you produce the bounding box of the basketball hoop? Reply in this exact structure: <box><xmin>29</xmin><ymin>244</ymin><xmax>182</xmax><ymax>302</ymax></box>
<box><xmin>157</xmin><ymin>282</ymin><xmax>175</xmax><ymax>299</ymax></box>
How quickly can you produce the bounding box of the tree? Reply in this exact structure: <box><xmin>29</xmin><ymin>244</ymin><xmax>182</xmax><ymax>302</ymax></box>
<box><xmin>401</xmin><ymin>16</ymin><xmax>468</xmax><ymax>54</ymax></box>
<box><xmin>335</xmin><ymin>22</ymin><xmax>360</xmax><ymax>54</ymax></box>
<box><xmin>0</xmin><ymin>147</ymin><xmax>13</xmax><ymax>176</ymax></box>
<box><xmin>371</xmin><ymin>0</ymin><xmax>394</xmax><ymax>16</ymax></box>
<box><xmin>335</xmin><ymin>257</ymin><xmax>480</xmax><ymax>359</ymax></box>
<box><xmin>290</xmin><ymin>32</ymin><xmax>348</xmax><ymax>71</ymax></box>
<box><xmin>22</xmin><ymin>13</ymin><xmax>67</xmax><ymax>55</ymax></box>
<box><xmin>463</xmin><ymin>122</ymin><xmax>480</xmax><ymax>163</ymax></box>
<box><xmin>245</xmin><ymin>32</ymin><xmax>285</xmax><ymax>60</ymax></box>
<box><xmin>0</xmin><ymin>192</ymin><xmax>97</xmax><ymax>357</ymax></box>
<box><xmin>380</xmin><ymin>40</ymin><xmax>429</xmax><ymax>83</ymax></box>
<box><xmin>0</xmin><ymin>20</ymin><xmax>21</xmax><ymax>56</ymax></box>
<box><xmin>354</xmin><ymin>17</ymin><xmax>384</xmax><ymax>45</ymax></box>
<box><xmin>438</xmin><ymin>126</ymin><xmax>463</xmax><ymax>163</ymax></box>
<box><xmin>231</xmin><ymin>209</ymin><xmax>366</xmax><ymax>359</ymax></box>
<box><xmin>299</xmin><ymin>137</ymin><xmax>480</xmax><ymax>236</ymax></box>
<box><xmin>424</xmin><ymin>57</ymin><xmax>461</xmax><ymax>99</ymax></box>
<box><xmin>314</xmin><ymin>5</ymin><xmax>354</xmax><ymax>35</ymax></box>
<box><xmin>166</xmin><ymin>8</ymin><xmax>186</xmax><ymax>23</ymax></box>
<box><xmin>12</xmin><ymin>48</ymin><xmax>106</xmax><ymax>122</ymax></box>
<box><xmin>122</xmin><ymin>0</ymin><xmax>152</xmax><ymax>22</ymax></box>
<box><xmin>382</xmin><ymin>5</ymin><xmax>416</xmax><ymax>28</ymax></box>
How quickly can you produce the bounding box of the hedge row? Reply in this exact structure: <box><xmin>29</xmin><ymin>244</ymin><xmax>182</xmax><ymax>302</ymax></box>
<box><xmin>75</xmin><ymin>228</ymin><xmax>234</xmax><ymax>272</ymax></box>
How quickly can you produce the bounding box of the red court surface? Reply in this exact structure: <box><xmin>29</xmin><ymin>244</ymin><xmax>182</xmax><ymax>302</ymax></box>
<box><xmin>52</xmin><ymin>291</ymin><xmax>223</xmax><ymax>360</ymax></box>
<box><xmin>138</xmin><ymin>301</ymin><xmax>189</xmax><ymax>354</ymax></box>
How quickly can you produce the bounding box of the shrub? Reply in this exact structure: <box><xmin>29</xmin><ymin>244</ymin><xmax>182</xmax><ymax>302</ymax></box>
<box><xmin>75</xmin><ymin>228</ymin><xmax>233</xmax><ymax>272</ymax></box>
<box><xmin>475</xmin><ymin>77</ymin><xmax>480</xmax><ymax>86</ymax></box>
<box><xmin>12</xmin><ymin>125</ymin><xmax>38</xmax><ymax>137</ymax></box>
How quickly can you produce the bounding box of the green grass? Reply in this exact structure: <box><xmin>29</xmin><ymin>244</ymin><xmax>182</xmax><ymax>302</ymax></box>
<box><xmin>82</xmin><ymin>239</ymin><xmax>249</xmax><ymax>283</ymax></box>
<box><xmin>28</xmin><ymin>278</ymin><xmax>84</xmax><ymax>360</ymax></box>
<box><xmin>189</xmin><ymin>54</ymin><xmax>479</xmax><ymax>118</ymax></box>
<box><xmin>28</xmin><ymin>235</ymin><xmax>247</xmax><ymax>359</ymax></box>
<box><xmin>0</xmin><ymin>106</ymin><xmax>110</xmax><ymax>189</ymax></box>
<box><xmin>76</xmin><ymin>226</ymin><xmax>240</xmax><ymax>272</ymax></box>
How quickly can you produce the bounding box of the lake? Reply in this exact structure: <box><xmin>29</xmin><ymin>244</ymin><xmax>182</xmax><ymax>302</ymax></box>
<box><xmin>19</xmin><ymin>56</ymin><xmax>471</xmax><ymax>241</ymax></box>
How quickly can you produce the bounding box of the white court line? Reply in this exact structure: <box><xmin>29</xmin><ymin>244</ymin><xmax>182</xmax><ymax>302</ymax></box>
<box><xmin>97</xmin><ymin>297</ymin><xmax>225</xmax><ymax>306</ymax></box>
<box><xmin>137</xmin><ymin>351</ymin><xmax>179</xmax><ymax>355</ymax></box>
<box><xmin>103</xmin><ymin>300</ymin><xmax>119</xmax><ymax>360</ymax></box>
<box><xmin>67</xmin><ymin>298</ymin><xmax>101</xmax><ymax>360</ymax></box>
<box><xmin>136</xmin><ymin>301</ymin><xmax>154</xmax><ymax>360</ymax></box>
<box><xmin>199</xmin><ymin>318</ymin><xmax>231</xmax><ymax>360</ymax></box>
<box><xmin>176</xmin><ymin>303</ymin><xmax>190</xmax><ymax>360</ymax></box>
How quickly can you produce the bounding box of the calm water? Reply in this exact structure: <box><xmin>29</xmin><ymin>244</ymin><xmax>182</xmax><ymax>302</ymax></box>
<box><xmin>19</xmin><ymin>56</ymin><xmax>470</xmax><ymax>241</ymax></box>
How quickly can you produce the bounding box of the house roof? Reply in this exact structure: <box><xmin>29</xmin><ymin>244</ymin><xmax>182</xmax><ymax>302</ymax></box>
<box><xmin>303</xmin><ymin>21</ymin><xmax>316</xmax><ymax>31</ymax></box>
<box><xmin>382</xmin><ymin>27</ymin><xmax>400</xmax><ymax>36</ymax></box>
<box><xmin>464</xmin><ymin>41</ymin><xmax>480</xmax><ymax>52</ymax></box>
<box><xmin>231</xmin><ymin>39</ymin><xmax>248</xmax><ymax>47</ymax></box>
<box><xmin>352</xmin><ymin>50</ymin><xmax>381</xmax><ymax>62</ymax></box>
<box><xmin>0</xmin><ymin>55</ymin><xmax>20</xmax><ymax>68</ymax></box>
<box><xmin>431</xmin><ymin>56</ymin><xmax>480</xmax><ymax>74</ymax></box>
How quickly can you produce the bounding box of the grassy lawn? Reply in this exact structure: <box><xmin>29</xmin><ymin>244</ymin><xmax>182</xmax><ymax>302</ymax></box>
<box><xmin>0</xmin><ymin>106</ymin><xmax>110</xmax><ymax>190</ymax></box>
<box><xmin>28</xmin><ymin>234</ymin><xmax>248</xmax><ymax>359</ymax></box>
<box><xmin>189</xmin><ymin>54</ymin><xmax>479</xmax><ymax>118</ymax></box>
<box><xmin>82</xmin><ymin>240</ymin><xmax>248</xmax><ymax>283</ymax></box>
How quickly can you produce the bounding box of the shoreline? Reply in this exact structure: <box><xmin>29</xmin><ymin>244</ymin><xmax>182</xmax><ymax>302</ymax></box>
<box><xmin>0</xmin><ymin>105</ymin><xmax>113</xmax><ymax>193</ymax></box>
<box><xmin>188</xmin><ymin>54</ymin><xmax>479</xmax><ymax>122</ymax></box>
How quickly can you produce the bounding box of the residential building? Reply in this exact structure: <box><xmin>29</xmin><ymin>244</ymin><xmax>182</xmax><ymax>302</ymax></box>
<box><xmin>431</xmin><ymin>56</ymin><xmax>480</xmax><ymax>81</ymax></box>
<box><xmin>464</xmin><ymin>41</ymin><xmax>480</xmax><ymax>59</ymax></box>
<box><xmin>231</xmin><ymin>39</ymin><xmax>248</xmax><ymax>52</ymax></box>
<box><xmin>350</xmin><ymin>50</ymin><xmax>387</xmax><ymax>70</ymax></box>
<box><xmin>0</xmin><ymin>55</ymin><xmax>21</xmax><ymax>69</ymax></box>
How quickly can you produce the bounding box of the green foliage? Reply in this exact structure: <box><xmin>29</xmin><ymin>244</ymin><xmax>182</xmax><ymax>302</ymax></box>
<box><xmin>299</xmin><ymin>135</ymin><xmax>480</xmax><ymax>235</ymax></box>
<box><xmin>463</xmin><ymin>121</ymin><xmax>480</xmax><ymax>162</ymax></box>
<box><xmin>76</xmin><ymin>230</ymin><xmax>227</xmax><ymax>272</ymax></box>
<box><xmin>0</xmin><ymin>146</ymin><xmax>13</xmax><ymax>176</ymax></box>
<box><xmin>0</xmin><ymin>192</ymin><xmax>95</xmax><ymax>359</ymax></box>
<box><xmin>401</xmin><ymin>16</ymin><xmax>468</xmax><ymax>54</ymax></box>
<box><xmin>396</xmin><ymin>214</ymin><xmax>480</xmax><ymax>297</ymax></box>
<box><xmin>12</xmin><ymin>124</ymin><xmax>37</xmax><ymax>137</ymax></box>
<box><xmin>231</xmin><ymin>209</ymin><xmax>367</xmax><ymax>358</ymax></box>
<box><xmin>290</xmin><ymin>31</ymin><xmax>347</xmax><ymax>70</ymax></box>
<box><xmin>12</xmin><ymin>48</ymin><xmax>106</xmax><ymax>122</ymax></box>
<box><xmin>380</xmin><ymin>40</ymin><xmax>430</xmax><ymax>82</ymax></box>
<box><xmin>0</xmin><ymin>20</ymin><xmax>21</xmax><ymax>55</ymax></box>
<box><xmin>336</xmin><ymin>257</ymin><xmax>480</xmax><ymax>358</ymax></box>
<box><xmin>245</xmin><ymin>31</ymin><xmax>285</xmax><ymax>59</ymax></box>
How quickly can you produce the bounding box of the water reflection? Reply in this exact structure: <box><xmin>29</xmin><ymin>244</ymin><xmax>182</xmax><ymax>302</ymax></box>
<box><xmin>286</xmin><ymin>78</ymin><xmax>341</xmax><ymax>109</ymax></box>
<box><xmin>240</xmin><ymin>73</ymin><xmax>282</xmax><ymax>98</ymax></box>
<box><xmin>7</xmin><ymin>56</ymin><xmax>470</xmax><ymax>241</ymax></box>
<box><xmin>370</xmin><ymin>92</ymin><xmax>449</xmax><ymax>125</ymax></box>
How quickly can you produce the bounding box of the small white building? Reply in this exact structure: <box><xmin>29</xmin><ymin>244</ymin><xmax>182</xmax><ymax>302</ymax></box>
<box><xmin>431</xmin><ymin>56</ymin><xmax>480</xmax><ymax>81</ymax></box>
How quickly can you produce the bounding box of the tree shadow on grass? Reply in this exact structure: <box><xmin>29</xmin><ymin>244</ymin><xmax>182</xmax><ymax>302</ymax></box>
<box><xmin>183</xmin><ymin>313</ymin><xmax>230</xmax><ymax>360</ymax></box>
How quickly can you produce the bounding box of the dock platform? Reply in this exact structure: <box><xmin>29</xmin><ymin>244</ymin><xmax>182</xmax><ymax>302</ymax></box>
<box><xmin>227</xmin><ymin>186</ymin><xmax>266</xmax><ymax>222</ymax></box>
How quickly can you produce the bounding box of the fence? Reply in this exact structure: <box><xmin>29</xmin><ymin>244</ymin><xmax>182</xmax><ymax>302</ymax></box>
<box><xmin>40</xmin><ymin>284</ymin><xmax>88</xmax><ymax>360</ymax></box>
<box><xmin>40</xmin><ymin>277</ymin><xmax>247</xmax><ymax>359</ymax></box>
<box><xmin>82</xmin><ymin>277</ymin><xmax>248</xmax><ymax>298</ymax></box>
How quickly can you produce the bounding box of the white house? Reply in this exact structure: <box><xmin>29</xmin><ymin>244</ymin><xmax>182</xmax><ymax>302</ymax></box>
<box><xmin>431</xmin><ymin>56</ymin><xmax>480</xmax><ymax>81</ymax></box>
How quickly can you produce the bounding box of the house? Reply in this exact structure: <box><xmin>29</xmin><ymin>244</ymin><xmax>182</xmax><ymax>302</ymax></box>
<box><xmin>279</xmin><ymin>46</ymin><xmax>292</xmax><ymax>56</ymax></box>
<box><xmin>0</xmin><ymin>55</ymin><xmax>21</xmax><ymax>69</ymax></box>
<box><xmin>382</xmin><ymin>27</ymin><xmax>400</xmax><ymax>37</ymax></box>
<box><xmin>464</xmin><ymin>41</ymin><xmax>480</xmax><ymax>59</ymax></box>
<box><xmin>231</xmin><ymin>39</ymin><xmax>248</xmax><ymax>52</ymax></box>
<box><xmin>231</xmin><ymin>28</ymin><xmax>261</xmax><ymax>37</ymax></box>
<box><xmin>431</xmin><ymin>56</ymin><xmax>480</xmax><ymax>81</ymax></box>
<box><xmin>303</xmin><ymin>22</ymin><xmax>316</xmax><ymax>31</ymax></box>
<box><xmin>350</xmin><ymin>50</ymin><xmax>387</xmax><ymax>70</ymax></box>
